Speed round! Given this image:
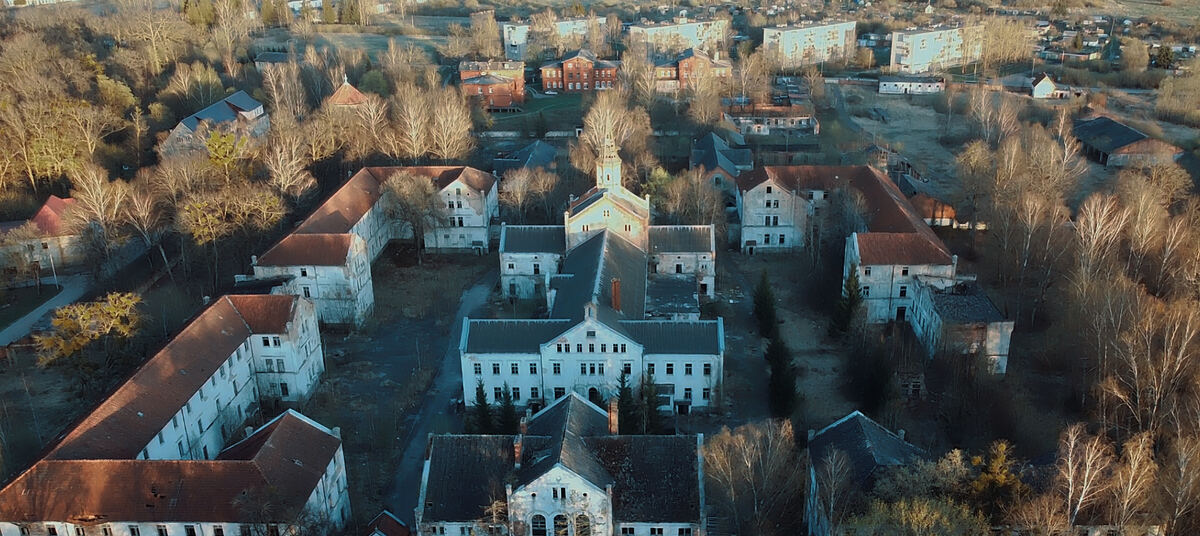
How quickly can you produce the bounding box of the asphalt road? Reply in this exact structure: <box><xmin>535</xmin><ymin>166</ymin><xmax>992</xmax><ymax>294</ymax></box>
<box><xmin>382</xmin><ymin>269</ymin><xmax>497</xmax><ymax>524</ymax></box>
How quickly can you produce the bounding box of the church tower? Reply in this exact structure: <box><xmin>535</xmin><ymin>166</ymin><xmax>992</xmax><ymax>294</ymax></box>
<box><xmin>595</xmin><ymin>137</ymin><xmax>622</xmax><ymax>189</ymax></box>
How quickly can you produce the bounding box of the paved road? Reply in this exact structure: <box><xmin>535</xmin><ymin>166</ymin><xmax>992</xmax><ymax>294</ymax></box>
<box><xmin>0</xmin><ymin>275</ymin><xmax>90</xmax><ymax>346</ymax></box>
<box><xmin>383</xmin><ymin>268</ymin><xmax>498</xmax><ymax>524</ymax></box>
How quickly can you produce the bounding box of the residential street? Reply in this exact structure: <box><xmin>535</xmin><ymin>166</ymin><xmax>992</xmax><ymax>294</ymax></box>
<box><xmin>383</xmin><ymin>268</ymin><xmax>497</xmax><ymax>524</ymax></box>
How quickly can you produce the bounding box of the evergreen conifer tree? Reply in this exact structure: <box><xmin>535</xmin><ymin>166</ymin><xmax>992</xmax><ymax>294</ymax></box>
<box><xmin>831</xmin><ymin>265</ymin><xmax>863</xmax><ymax>334</ymax></box>
<box><xmin>617</xmin><ymin>372</ymin><xmax>639</xmax><ymax>434</ymax></box>
<box><xmin>471</xmin><ymin>380</ymin><xmax>493</xmax><ymax>433</ymax></box>
<box><xmin>496</xmin><ymin>383</ymin><xmax>520</xmax><ymax>434</ymax></box>
<box><xmin>753</xmin><ymin>271</ymin><xmax>778</xmax><ymax>338</ymax></box>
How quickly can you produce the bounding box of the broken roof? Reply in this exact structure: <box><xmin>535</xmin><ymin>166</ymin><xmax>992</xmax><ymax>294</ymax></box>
<box><xmin>0</xmin><ymin>411</ymin><xmax>340</xmax><ymax>524</ymax></box>
<box><xmin>420</xmin><ymin>394</ymin><xmax>702</xmax><ymax>524</ymax></box>
<box><xmin>808</xmin><ymin>411</ymin><xmax>926</xmax><ymax>487</ymax></box>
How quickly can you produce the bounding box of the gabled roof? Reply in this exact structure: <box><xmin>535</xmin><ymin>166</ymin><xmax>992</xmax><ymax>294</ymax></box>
<box><xmin>328</xmin><ymin>81</ymin><xmax>368</xmax><ymax>106</ymax></box>
<box><xmin>808</xmin><ymin>411</ymin><xmax>925</xmax><ymax>487</ymax></box>
<box><xmin>649</xmin><ymin>225</ymin><xmax>714</xmax><ymax>254</ymax></box>
<box><xmin>1032</xmin><ymin>72</ymin><xmax>1056</xmax><ymax>88</ymax></box>
<box><xmin>549</xmin><ymin>231</ymin><xmax>648</xmax><ymax>322</ymax></box>
<box><xmin>1073</xmin><ymin>115</ymin><xmax>1179</xmax><ymax>155</ymax></box>
<box><xmin>257</xmin><ymin>233</ymin><xmax>355</xmax><ymax>267</ymax></box>
<box><xmin>541</xmin><ymin>49</ymin><xmax>618</xmax><ymax>69</ymax></box>
<box><xmin>618</xmin><ymin>319</ymin><xmax>722</xmax><ymax>355</ymax></box>
<box><xmin>30</xmin><ymin>195</ymin><xmax>77</xmax><ymax>236</ymax></box>
<box><xmin>494</xmin><ymin>140</ymin><xmax>558</xmax><ymax>176</ymax></box>
<box><xmin>855</xmin><ymin>232</ymin><xmax>951</xmax><ymax>266</ymax></box>
<box><xmin>0</xmin><ymin>411</ymin><xmax>341</xmax><ymax>523</ymax></box>
<box><xmin>382</xmin><ymin>166</ymin><xmax>497</xmax><ymax>194</ymax></box>
<box><xmin>367</xmin><ymin>511</ymin><xmax>411</xmax><ymax>536</ymax></box>
<box><xmin>567</xmin><ymin>186</ymin><xmax>649</xmax><ymax>221</ymax></box>
<box><xmin>463</xmin><ymin>319</ymin><xmax>574</xmax><ymax>354</ymax></box>
<box><xmin>180</xmin><ymin>91</ymin><xmax>263</xmax><ymax>131</ymax></box>
<box><xmin>43</xmin><ymin>295</ymin><xmax>300</xmax><ymax>461</ymax></box>
<box><xmin>293</xmin><ymin>168</ymin><xmax>385</xmax><ymax>235</ymax></box>
<box><xmin>691</xmin><ymin>133</ymin><xmax>753</xmax><ymax>177</ymax></box>
<box><xmin>421</xmin><ymin>394</ymin><xmax>703</xmax><ymax>524</ymax></box>
<box><xmin>499</xmin><ymin>225</ymin><xmax>565</xmax><ymax>254</ymax></box>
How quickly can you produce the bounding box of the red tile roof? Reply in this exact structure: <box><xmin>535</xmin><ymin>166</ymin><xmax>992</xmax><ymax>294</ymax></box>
<box><xmin>0</xmin><ymin>411</ymin><xmax>340</xmax><ymax>523</ymax></box>
<box><xmin>257</xmin><ymin>233</ymin><xmax>355</xmax><ymax>267</ymax></box>
<box><xmin>328</xmin><ymin>81</ymin><xmax>368</xmax><ymax>107</ymax></box>
<box><xmin>294</xmin><ymin>169</ymin><xmax>385</xmax><ymax>235</ymax></box>
<box><xmin>367</xmin><ymin>511</ymin><xmax>410</xmax><ymax>536</ymax></box>
<box><xmin>226</xmin><ymin>295</ymin><xmax>297</xmax><ymax>333</ymax></box>
<box><xmin>45</xmin><ymin>295</ymin><xmax>299</xmax><ymax>461</ymax></box>
<box><xmin>909</xmin><ymin>193</ymin><xmax>957</xmax><ymax>222</ymax></box>
<box><xmin>366</xmin><ymin>166</ymin><xmax>497</xmax><ymax>194</ymax></box>
<box><xmin>31</xmin><ymin>195</ymin><xmax>77</xmax><ymax>236</ymax></box>
<box><xmin>736</xmin><ymin>166</ymin><xmax>952</xmax><ymax>265</ymax></box>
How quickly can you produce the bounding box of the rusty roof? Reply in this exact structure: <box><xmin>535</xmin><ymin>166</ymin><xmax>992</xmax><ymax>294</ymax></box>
<box><xmin>226</xmin><ymin>295</ymin><xmax>297</xmax><ymax>333</ymax></box>
<box><xmin>369</xmin><ymin>166</ymin><xmax>497</xmax><ymax>194</ymax></box>
<box><xmin>0</xmin><ymin>411</ymin><xmax>340</xmax><ymax>523</ymax></box>
<box><xmin>257</xmin><ymin>233</ymin><xmax>355</xmax><ymax>267</ymax></box>
<box><xmin>294</xmin><ymin>168</ymin><xmax>385</xmax><ymax>235</ymax></box>
<box><xmin>328</xmin><ymin>81</ymin><xmax>369</xmax><ymax>106</ymax></box>
<box><xmin>855</xmin><ymin>232</ymin><xmax>952</xmax><ymax>265</ymax></box>
<box><xmin>44</xmin><ymin>295</ymin><xmax>298</xmax><ymax>461</ymax></box>
<box><xmin>31</xmin><ymin>195</ymin><xmax>77</xmax><ymax>236</ymax></box>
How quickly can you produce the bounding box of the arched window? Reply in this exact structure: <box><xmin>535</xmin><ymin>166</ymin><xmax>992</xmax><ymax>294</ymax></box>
<box><xmin>531</xmin><ymin>515</ymin><xmax>547</xmax><ymax>536</ymax></box>
<box><xmin>575</xmin><ymin>515</ymin><xmax>591</xmax><ymax>536</ymax></box>
<box><xmin>553</xmin><ymin>515</ymin><xmax>568</xmax><ymax>536</ymax></box>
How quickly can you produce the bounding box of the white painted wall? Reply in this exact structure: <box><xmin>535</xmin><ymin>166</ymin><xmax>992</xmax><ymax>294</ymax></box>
<box><xmin>738</xmin><ymin>181</ymin><xmax>814</xmax><ymax>252</ymax></box>
<box><xmin>763</xmin><ymin>21</ymin><xmax>857</xmax><ymax>65</ymax></box>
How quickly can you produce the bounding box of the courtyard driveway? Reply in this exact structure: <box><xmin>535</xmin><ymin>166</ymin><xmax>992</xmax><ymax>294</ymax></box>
<box><xmin>383</xmin><ymin>268</ymin><xmax>497</xmax><ymax>523</ymax></box>
<box><xmin>0</xmin><ymin>275</ymin><xmax>91</xmax><ymax>347</ymax></box>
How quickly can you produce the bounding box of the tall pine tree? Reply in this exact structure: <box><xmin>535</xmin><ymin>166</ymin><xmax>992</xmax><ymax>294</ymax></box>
<box><xmin>753</xmin><ymin>271</ymin><xmax>778</xmax><ymax>338</ymax></box>
<box><xmin>766</xmin><ymin>339</ymin><xmax>796</xmax><ymax>418</ymax></box>
<box><xmin>471</xmin><ymin>380</ymin><xmax>493</xmax><ymax>433</ymax></box>
<box><xmin>638</xmin><ymin>372</ymin><xmax>664</xmax><ymax>434</ymax></box>
<box><xmin>496</xmin><ymin>383</ymin><xmax>520</xmax><ymax>434</ymax></box>
<box><xmin>831</xmin><ymin>264</ymin><xmax>863</xmax><ymax>334</ymax></box>
<box><xmin>617</xmin><ymin>372</ymin><xmax>639</xmax><ymax>434</ymax></box>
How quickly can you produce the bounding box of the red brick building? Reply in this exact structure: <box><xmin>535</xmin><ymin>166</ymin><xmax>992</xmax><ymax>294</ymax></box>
<box><xmin>654</xmin><ymin>48</ymin><xmax>731</xmax><ymax>93</ymax></box>
<box><xmin>459</xmin><ymin>60</ymin><xmax>526</xmax><ymax>109</ymax></box>
<box><xmin>540</xmin><ymin>49</ymin><xmax>620</xmax><ymax>93</ymax></box>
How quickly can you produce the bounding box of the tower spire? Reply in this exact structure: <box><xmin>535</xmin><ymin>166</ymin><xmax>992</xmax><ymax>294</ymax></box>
<box><xmin>595</xmin><ymin>135</ymin><xmax>621</xmax><ymax>189</ymax></box>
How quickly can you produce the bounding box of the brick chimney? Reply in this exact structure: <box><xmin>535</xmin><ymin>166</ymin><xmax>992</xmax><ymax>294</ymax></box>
<box><xmin>513</xmin><ymin>436</ymin><xmax>523</xmax><ymax>470</ymax></box>
<box><xmin>607</xmin><ymin>398</ymin><xmax>619</xmax><ymax>435</ymax></box>
<box><xmin>611</xmin><ymin>278</ymin><xmax>622</xmax><ymax>312</ymax></box>
<box><xmin>519</xmin><ymin>415</ymin><xmax>529</xmax><ymax>435</ymax></box>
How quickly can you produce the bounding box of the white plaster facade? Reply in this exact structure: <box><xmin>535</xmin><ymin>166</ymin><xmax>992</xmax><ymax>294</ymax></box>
<box><xmin>250</xmin><ymin>235</ymin><xmax>375</xmax><ymax>328</ymax></box>
<box><xmin>628</xmin><ymin>18</ymin><xmax>729</xmax><ymax>54</ymax></box>
<box><xmin>501</xmin><ymin>17</ymin><xmax>605</xmax><ymax>60</ymax></box>
<box><xmin>762</xmin><ymin>21</ymin><xmax>857</xmax><ymax>66</ymax></box>
<box><xmin>888</xmin><ymin>26</ymin><xmax>982</xmax><ymax>74</ymax></box>
<box><xmin>878</xmin><ymin>76</ymin><xmax>946</xmax><ymax>94</ymax></box>
<box><xmin>735</xmin><ymin>179</ymin><xmax>818</xmax><ymax>252</ymax></box>
<box><xmin>843</xmin><ymin>237</ymin><xmax>958</xmax><ymax>324</ymax></box>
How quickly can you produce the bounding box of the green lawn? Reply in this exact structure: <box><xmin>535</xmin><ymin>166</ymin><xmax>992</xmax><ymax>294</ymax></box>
<box><xmin>491</xmin><ymin>93</ymin><xmax>585</xmax><ymax>130</ymax></box>
<box><xmin>0</xmin><ymin>284</ymin><xmax>62</xmax><ymax>331</ymax></box>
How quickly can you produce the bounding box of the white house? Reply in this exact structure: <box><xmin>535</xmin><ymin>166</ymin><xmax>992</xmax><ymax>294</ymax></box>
<box><xmin>888</xmin><ymin>26</ymin><xmax>983</xmax><ymax>74</ymax></box>
<box><xmin>909</xmin><ymin>282</ymin><xmax>1014</xmax><ymax>374</ymax></box>
<box><xmin>160</xmin><ymin>91</ymin><xmax>270</xmax><ymax>156</ymax></box>
<box><xmin>878</xmin><ymin>75</ymin><xmax>945</xmax><ymax>94</ymax></box>
<box><xmin>762</xmin><ymin>20</ymin><xmax>857</xmax><ymax>66</ymax></box>
<box><xmin>0</xmin><ymin>295</ymin><xmax>348</xmax><ymax>534</ymax></box>
<box><xmin>243</xmin><ymin>166</ymin><xmax>498</xmax><ymax>327</ymax></box>
<box><xmin>481</xmin><ymin>137</ymin><xmax>723</xmax><ymax>415</ymax></box>
<box><xmin>415</xmin><ymin>393</ymin><xmax>706</xmax><ymax>536</ymax></box>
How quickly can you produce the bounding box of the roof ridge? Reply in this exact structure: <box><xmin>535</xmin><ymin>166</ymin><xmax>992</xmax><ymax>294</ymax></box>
<box><xmin>222</xmin><ymin>295</ymin><xmax>255</xmax><ymax>333</ymax></box>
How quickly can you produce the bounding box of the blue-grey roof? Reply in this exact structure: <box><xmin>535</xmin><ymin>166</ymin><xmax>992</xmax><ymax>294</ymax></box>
<box><xmin>691</xmin><ymin>133</ymin><xmax>752</xmax><ymax>176</ymax></box>
<box><xmin>619</xmin><ymin>319</ymin><xmax>722</xmax><ymax>355</ymax></box>
<box><xmin>808</xmin><ymin>411</ymin><xmax>926</xmax><ymax>487</ymax></box>
<box><xmin>462</xmin><ymin>74</ymin><xmax>512</xmax><ymax>85</ymax></box>
<box><xmin>421</xmin><ymin>394</ymin><xmax>703</xmax><ymax>523</ymax></box>
<box><xmin>1073</xmin><ymin>116</ymin><xmax>1148</xmax><ymax>154</ymax></box>
<box><xmin>931</xmin><ymin>283</ymin><xmax>1005</xmax><ymax>324</ymax></box>
<box><xmin>567</xmin><ymin>187</ymin><xmax>649</xmax><ymax>221</ymax></box>
<box><xmin>494</xmin><ymin>140</ymin><xmax>558</xmax><ymax>176</ymax></box>
<box><xmin>500</xmin><ymin>225</ymin><xmax>565</xmax><ymax>254</ymax></box>
<box><xmin>463</xmin><ymin>319</ymin><xmax>573</xmax><ymax>353</ymax></box>
<box><xmin>180</xmin><ymin>91</ymin><xmax>263</xmax><ymax>131</ymax></box>
<box><xmin>649</xmin><ymin>226</ymin><xmax>713</xmax><ymax>254</ymax></box>
<box><xmin>549</xmin><ymin>231</ymin><xmax>647</xmax><ymax>322</ymax></box>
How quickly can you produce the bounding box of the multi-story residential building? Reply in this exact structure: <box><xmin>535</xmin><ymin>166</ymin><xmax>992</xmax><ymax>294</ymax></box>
<box><xmin>653</xmin><ymin>48</ymin><xmax>731</xmax><ymax>93</ymax></box>
<box><xmin>415</xmin><ymin>393</ymin><xmax>707</xmax><ymax>536</ymax></box>
<box><xmin>478</xmin><ymin>138</ymin><xmax>723</xmax><ymax>415</ymax></box>
<box><xmin>628</xmin><ymin>16</ymin><xmax>729</xmax><ymax>54</ymax></box>
<box><xmin>459</xmin><ymin>61</ymin><xmax>526</xmax><ymax>108</ymax></box>
<box><xmin>501</xmin><ymin>16</ymin><xmax>605</xmax><ymax>61</ymax></box>
<box><xmin>161</xmin><ymin>91</ymin><xmax>269</xmax><ymax>156</ymax></box>
<box><xmin>888</xmin><ymin>26</ymin><xmax>982</xmax><ymax>74</ymax></box>
<box><xmin>762</xmin><ymin>20</ymin><xmax>857</xmax><ymax>66</ymax></box>
<box><xmin>243</xmin><ymin>166</ymin><xmax>498</xmax><ymax>326</ymax></box>
<box><xmin>539</xmin><ymin>49</ymin><xmax>620</xmax><ymax>92</ymax></box>
<box><xmin>0</xmin><ymin>294</ymin><xmax>348</xmax><ymax>535</ymax></box>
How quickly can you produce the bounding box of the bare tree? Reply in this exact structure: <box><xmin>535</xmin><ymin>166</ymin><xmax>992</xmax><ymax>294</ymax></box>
<box><xmin>69</xmin><ymin>164</ymin><xmax>130</xmax><ymax>262</ymax></box>
<box><xmin>263</xmin><ymin>59</ymin><xmax>309</xmax><ymax>122</ymax></box>
<box><xmin>1006</xmin><ymin>493</ymin><xmax>1069</xmax><ymax>536</ymax></box>
<box><xmin>618</xmin><ymin>42</ymin><xmax>657</xmax><ymax>108</ymax></box>
<box><xmin>501</xmin><ymin>168</ymin><xmax>535</xmax><ymax>223</ymax></box>
<box><xmin>428</xmin><ymin>88</ymin><xmax>473</xmax><ymax>161</ymax></box>
<box><xmin>1107</xmin><ymin>431</ymin><xmax>1157</xmax><ymax>532</ymax></box>
<box><xmin>262</xmin><ymin>117</ymin><xmax>317</xmax><ymax>202</ymax></box>
<box><xmin>1161</xmin><ymin>434</ymin><xmax>1200</xmax><ymax>534</ymax></box>
<box><xmin>703</xmin><ymin>420</ymin><xmax>805</xmax><ymax>536</ymax></box>
<box><xmin>392</xmin><ymin>85</ymin><xmax>431</xmax><ymax>161</ymax></box>
<box><xmin>1056</xmin><ymin>423</ymin><xmax>1113</xmax><ymax>527</ymax></box>
<box><xmin>381</xmin><ymin>170</ymin><xmax>448</xmax><ymax>264</ymax></box>
<box><xmin>686</xmin><ymin>60</ymin><xmax>723</xmax><ymax>126</ymax></box>
<box><xmin>814</xmin><ymin>449</ymin><xmax>856</xmax><ymax>535</ymax></box>
<box><xmin>124</xmin><ymin>185</ymin><xmax>175</xmax><ymax>282</ymax></box>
